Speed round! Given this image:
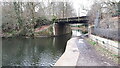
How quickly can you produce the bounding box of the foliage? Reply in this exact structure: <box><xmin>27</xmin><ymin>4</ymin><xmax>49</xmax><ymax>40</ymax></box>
<box><xmin>35</xmin><ymin>17</ymin><xmax>51</xmax><ymax>28</ymax></box>
<box><xmin>82</xmin><ymin>31</ymin><xmax>88</xmax><ymax>34</ymax></box>
<box><xmin>77</xmin><ymin>25</ymin><xmax>82</xmax><ymax>28</ymax></box>
<box><xmin>51</xmin><ymin>15</ymin><xmax>57</xmax><ymax>23</ymax></box>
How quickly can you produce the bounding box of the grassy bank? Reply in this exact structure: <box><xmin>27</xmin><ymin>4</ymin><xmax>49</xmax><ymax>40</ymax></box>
<box><xmin>85</xmin><ymin>38</ymin><xmax>118</xmax><ymax>64</ymax></box>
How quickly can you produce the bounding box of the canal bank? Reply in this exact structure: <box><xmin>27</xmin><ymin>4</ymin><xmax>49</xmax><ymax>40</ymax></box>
<box><xmin>54</xmin><ymin>30</ymin><xmax>81</xmax><ymax>66</ymax></box>
<box><xmin>54</xmin><ymin>29</ymin><xmax>117</xmax><ymax>66</ymax></box>
<box><xmin>34</xmin><ymin>23</ymin><xmax>72</xmax><ymax>37</ymax></box>
<box><xmin>54</xmin><ymin>37</ymin><xmax>80</xmax><ymax>66</ymax></box>
<box><xmin>2</xmin><ymin>23</ymin><xmax>72</xmax><ymax>38</ymax></box>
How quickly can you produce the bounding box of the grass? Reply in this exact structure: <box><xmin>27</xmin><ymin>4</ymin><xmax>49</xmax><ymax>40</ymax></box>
<box><xmin>88</xmin><ymin>39</ymin><xmax>97</xmax><ymax>46</ymax></box>
<box><xmin>86</xmin><ymin>38</ymin><xmax>118</xmax><ymax>63</ymax></box>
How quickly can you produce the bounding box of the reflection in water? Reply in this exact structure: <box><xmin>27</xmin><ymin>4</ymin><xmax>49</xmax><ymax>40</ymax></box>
<box><xmin>72</xmin><ymin>29</ymin><xmax>82</xmax><ymax>37</ymax></box>
<box><xmin>2</xmin><ymin>34</ymin><xmax>71</xmax><ymax>66</ymax></box>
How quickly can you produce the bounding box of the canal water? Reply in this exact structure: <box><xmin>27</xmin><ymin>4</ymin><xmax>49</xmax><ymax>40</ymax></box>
<box><xmin>72</xmin><ymin>29</ymin><xmax>82</xmax><ymax>37</ymax></box>
<box><xmin>2</xmin><ymin>34</ymin><xmax>71</xmax><ymax>66</ymax></box>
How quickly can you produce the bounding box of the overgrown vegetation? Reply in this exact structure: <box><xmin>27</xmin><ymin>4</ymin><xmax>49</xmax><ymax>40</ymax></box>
<box><xmin>87</xmin><ymin>0</ymin><xmax>119</xmax><ymax>41</ymax></box>
<box><xmin>34</xmin><ymin>17</ymin><xmax>51</xmax><ymax>28</ymax></box>
<box><xmin>1</xmin><ymin>2</ymin><xmax>75</xmax><ymax>37</ymax></box>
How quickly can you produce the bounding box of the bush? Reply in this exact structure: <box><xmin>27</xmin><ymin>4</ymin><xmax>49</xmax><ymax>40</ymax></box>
<box><xmin>34</xmin><ymin>17</ymin><xmax>51</xmax><ymax>28</ymax></box>
<box><xmin>82</xmin><ymin>31</ymin><xmax>88</xmax><ymax>34</ymax></box>
<box><xmin>51</xmin><ymin>15</ymin><xmax>57</xmax><ymax>23</ymax></box>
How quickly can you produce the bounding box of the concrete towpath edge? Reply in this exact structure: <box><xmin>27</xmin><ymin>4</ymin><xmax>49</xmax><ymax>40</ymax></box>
<box><xmin>54</xmin><ymin>37</ymin><xmax>80</xmax><ymax>67</ymax></box>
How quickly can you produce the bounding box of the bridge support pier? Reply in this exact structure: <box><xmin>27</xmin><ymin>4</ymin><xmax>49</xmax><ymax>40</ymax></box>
<box><xmin>53</xmin><ymin>23</ymin><xmax>72</xmax><ymax>36</ymax></box>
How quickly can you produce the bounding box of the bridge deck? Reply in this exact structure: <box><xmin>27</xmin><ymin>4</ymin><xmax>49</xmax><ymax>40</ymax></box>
<box><xmin>55</xmin><ymin>16</ymin><xmax>89</xmax><ymax>24</ymax></box>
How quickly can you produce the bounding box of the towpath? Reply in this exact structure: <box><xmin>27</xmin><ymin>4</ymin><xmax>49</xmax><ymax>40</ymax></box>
<box><xmin>75</xmin><ymin>37</ymin><xmax>117</xmax><ymax>66</ymax></box>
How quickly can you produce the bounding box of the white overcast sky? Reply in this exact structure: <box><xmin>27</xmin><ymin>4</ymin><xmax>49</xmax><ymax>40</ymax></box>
<box><xmin>70</xmin><ymin>0</ymin><xmax>95</xmax><ymax>16</ymax></box>
<box><xmin>70</xmin><ymin>0</ymin><xmax>119</xmax><ymax>16</ymax></box>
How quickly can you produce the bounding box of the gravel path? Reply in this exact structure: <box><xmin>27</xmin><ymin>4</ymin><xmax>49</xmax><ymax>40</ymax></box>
<box><xmin>76</xmin><ymin>37</ymin><xmax>117</xmax><ymax>66</ymax></box>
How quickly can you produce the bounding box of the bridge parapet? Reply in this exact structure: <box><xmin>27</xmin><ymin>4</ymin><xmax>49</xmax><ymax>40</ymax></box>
<box><xmin>55</xmin><ymin>16</ymin><xmax>89</xmax><ymax>24</ymax></box>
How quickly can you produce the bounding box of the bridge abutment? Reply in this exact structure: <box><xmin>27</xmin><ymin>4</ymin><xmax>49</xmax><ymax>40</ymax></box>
<box><xmin>53</xmin><ymin>23</ymin><xmax>72</xmax><ymax>36</ymax></box>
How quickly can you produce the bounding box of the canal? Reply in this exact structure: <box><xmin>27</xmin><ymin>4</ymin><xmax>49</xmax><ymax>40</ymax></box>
<box><xmin>2</xmin><ymin>29</ymin><xmax>82</xmax><ymax>67</ymax></box>
<box><xmin>2</xmin><ymin>34</ymin><xmax>71</xmax><ymax>66</ymax></box>
<box><xmin>72</xmin><ymin>29</ymin><xmax>82</xmax><ymax>37</ymax></box>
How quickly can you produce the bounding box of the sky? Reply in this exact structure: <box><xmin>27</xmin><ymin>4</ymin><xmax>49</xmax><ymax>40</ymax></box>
<box><xmin>70</xmin><ymin>0</ymin><xmax>119</xmax><ymax>16</ymax></box>
<box><xmin>70</xmin><ymin>0</ymin><xmax>95</xmax><ymax>16</ymax></box>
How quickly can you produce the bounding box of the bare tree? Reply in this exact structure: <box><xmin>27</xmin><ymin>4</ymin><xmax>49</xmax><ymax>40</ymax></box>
<box><xmin>2</xmin><ymin>2</ymin><xmax>76</xmax><ymax>37</ymax></box>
